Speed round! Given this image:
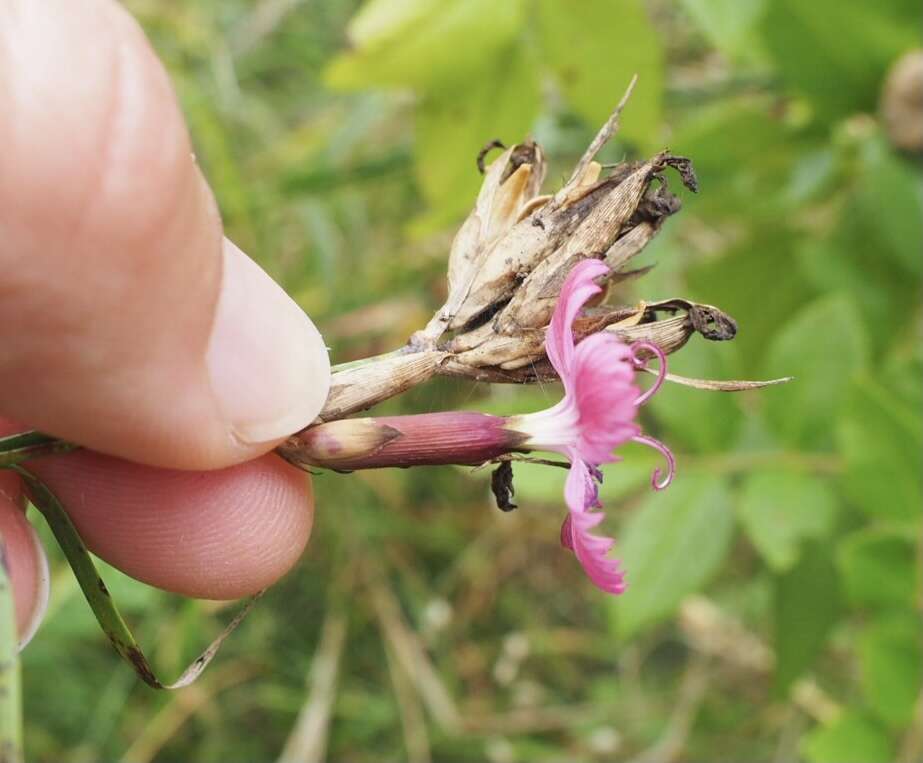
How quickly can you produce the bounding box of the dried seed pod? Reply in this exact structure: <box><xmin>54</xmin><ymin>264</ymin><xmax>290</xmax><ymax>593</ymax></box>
<box><xmin>494</xmin><ymin>153</ymin><xmax>694</xmax><ymax>334</ymax></box>
<box><xmin>417</xmin><ymin>141</ymin><xmax>546</xmax><ymax>343</ymax></box>
<box><xmin>447</xmin><ymin>141</ymin><xmax>546</xmax><ymax>294</ymax></box>
<box><xmin>444</xmin><ymin>158</ymin><xmax>639</xmax><ymax>331</ymax></box>
<box><xmin>494</xmin><ymin>164</ymin><xmax>657</xmax><ymax>333</ymax></box>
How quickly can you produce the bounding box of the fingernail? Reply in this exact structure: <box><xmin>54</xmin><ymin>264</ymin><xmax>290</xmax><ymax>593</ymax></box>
<box><xmin>206</xmin><ymin>240</ymin><xmax>330</xmax><ymax>444</ymax></box>
<box><xmin>18</xmin><ymin>521</ymin><xmax>50</xmax><ymax>651</ymax></box>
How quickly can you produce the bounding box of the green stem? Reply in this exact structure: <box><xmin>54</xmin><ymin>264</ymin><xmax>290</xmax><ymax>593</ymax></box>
<box><xmin>0</xmin><ymin>531</ymin><xmax>23</xmax><ymax>763</ymax></box>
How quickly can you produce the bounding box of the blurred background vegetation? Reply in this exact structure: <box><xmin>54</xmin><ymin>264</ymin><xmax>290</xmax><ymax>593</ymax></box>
<box><xmin>21</xmin><ymin>0</ymin><xmax>921</xmax><ymax>761</ymax></box>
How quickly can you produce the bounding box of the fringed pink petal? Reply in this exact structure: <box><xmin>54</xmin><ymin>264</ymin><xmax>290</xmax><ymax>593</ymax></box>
<box><xmin>563</xmin><ymin>457</ymin><xmax>599</xmax><ymax>512</ymax></box>
<box><xmin>629</xmin><ymin>341</ymin><xmax>668</xmax><ymax>406</ymax></box>
<box><xmin>571</xmin><ymin>333</ymin><xmax>640</xmax><ymax>463</ymax></box>
<box><xmin>567</xmin><ymin>508</ymin><xmax>626</xmax><ymax>595</ymax></box>
<box><xmin>545</xmin><ymin>259</ymin><xmax>610</xmax><ymax>386</ymax></box>
<box><xmin>632</xmin><ymin>433</ymin><xmax>676</xmax><ymax>490</ymax></box>
<box><xmin>560</xmin><ymin>458</ymin><xmax>626</xmax><ymax>594</ymax></box>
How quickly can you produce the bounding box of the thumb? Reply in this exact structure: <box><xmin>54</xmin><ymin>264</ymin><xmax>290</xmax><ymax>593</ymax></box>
<box><xmin>0</xmin><ymin>0</ymin><xmax>329</xmax><ymax>469</ymax></box>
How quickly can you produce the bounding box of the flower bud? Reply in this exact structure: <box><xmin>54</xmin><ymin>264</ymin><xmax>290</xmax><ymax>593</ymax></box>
<box><xmin>279</xmin><ymin>412</ymin><xmax>526</xmax><ymax>471</ymax></box>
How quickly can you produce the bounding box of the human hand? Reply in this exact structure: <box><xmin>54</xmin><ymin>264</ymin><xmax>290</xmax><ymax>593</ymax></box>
<box><xmin>0</xmin><ymin>0</ymin><xmax>330</xmax><ymax>646</ymax></box>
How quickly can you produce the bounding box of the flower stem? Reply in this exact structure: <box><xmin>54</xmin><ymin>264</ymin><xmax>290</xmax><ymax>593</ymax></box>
<box><xmin>0</xmin><ymin>529</ymin><xmax>23</xmax><ymax>763</ymax></box>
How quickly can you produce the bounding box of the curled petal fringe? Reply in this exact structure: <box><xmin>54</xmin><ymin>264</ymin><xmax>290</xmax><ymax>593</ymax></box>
<box><xmin>632</xmin><ymin>433</ymin><xmax>675</xmax><ymax>490</ymax></box>
<box><xmin>630</xmin><ymin>340</ymin><xmax>667</xmax><ymax>406</ymax></box>
<box><xmin>562</xmin><ymin>510</ymin><xmax>626</xmax><ymax>595</ymax></box>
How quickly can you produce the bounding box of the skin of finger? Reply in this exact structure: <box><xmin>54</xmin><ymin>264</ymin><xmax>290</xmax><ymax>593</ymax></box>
<box><xmin>0</xmin><ymin>471</ymin><xmax>44</xmax><ymax>639</ymax></box>
<box><xmin>0</xmin><ymin>0</ymin><xmax>257</xmax><ymax>468</ymax></box>
<box><xmin>26</xmin><ymin>450</ymin><xmax>314</xmax><ymax>600</ymax></box>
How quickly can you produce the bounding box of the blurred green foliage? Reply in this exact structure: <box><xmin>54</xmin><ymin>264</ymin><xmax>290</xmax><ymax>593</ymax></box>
<box><xmin>21</xmin><ymin>1</ymin><xmax>921</xmax><ymax>761</ymax></box>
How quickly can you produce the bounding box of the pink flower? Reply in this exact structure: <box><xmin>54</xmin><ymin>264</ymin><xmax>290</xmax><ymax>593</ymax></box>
<box><xmin>511</xmin><ymin>259</ymin><xmax>675</xmax><ymax>594</ymax></box>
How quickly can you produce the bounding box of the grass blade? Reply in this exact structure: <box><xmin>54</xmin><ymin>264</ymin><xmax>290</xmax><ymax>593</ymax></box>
<box><xmin>12</xmin><ymin>466</ymin><xmax>260</xmax><ymax>690</ymax></box>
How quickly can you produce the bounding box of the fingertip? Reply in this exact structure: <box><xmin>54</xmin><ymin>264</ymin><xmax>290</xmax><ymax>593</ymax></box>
<box><xmin>0</xmin><ymin>1</ymin><xmax>331</xmax><ymax>470</ymax></box>
<box><xmin>29</xmin><ymin>450</ymin><xmax>314</xmax><ymax>599</ymax></box>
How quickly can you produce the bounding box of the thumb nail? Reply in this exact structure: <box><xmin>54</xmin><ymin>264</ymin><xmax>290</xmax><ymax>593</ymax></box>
<box><xmin>206</xmin><ymin>239</ymin><xmax>330</xmax><ymax>445</ymax></box>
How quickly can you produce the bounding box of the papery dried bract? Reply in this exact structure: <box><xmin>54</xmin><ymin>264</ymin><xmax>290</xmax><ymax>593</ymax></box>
<box><xmin>421</xmin><ymin>142</ymin><xmax>546</xmax><ymax>342</ymax></box>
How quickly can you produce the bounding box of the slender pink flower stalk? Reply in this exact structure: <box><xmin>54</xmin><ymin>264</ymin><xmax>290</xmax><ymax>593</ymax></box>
<box><xmin>282</xmin><ymin>259</ymin><xmax>674</xmax><ymax>595</ymax></box>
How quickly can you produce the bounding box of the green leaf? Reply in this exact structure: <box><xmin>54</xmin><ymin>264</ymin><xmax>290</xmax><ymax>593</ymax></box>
<box><xmin>324</xmin><ymin>0</ymin><xmax>526</xmax><ymax>90</ymax></box>
<box><xmin>795</xmin><ymin>136</ymin><xmax>923</xmax><ymax>344</ymax></box>
<box><xmin>773</xmin><ymin>542</ymin><xmax>840</xmax><ymax>692</ymax></box>
<box><xmin>763</xmin><ymin>295</ymin><xmax>869</xmax><ymax>449</ymax></box>
<box><xmin>536</xmin><ymin>0</ymin><xmax>663</xmax><ymax>149</ymax></box>
<box><xmin>859</xmin><ymin>614</ymin><xmax>923</xmax><ymax>729</ymax></box>
<box><xmin>612</xmin><ymin>473</ymin><xmax>734</xmax><ymax>639</ymax></box>
<box><xmin>837</xmin><ymin>528</ymin><xmax>917</xmax><ymax>610</ymax></box>
<box><xmin>801</xmin><ymin>710</ymin><xmax>894</xmax><ymax>763</ymax></box>
<box><xmin>760</xmin><ymin>0</ymin><xmax>919</xmax><ymax>121</ymax></box>
<box><xmin>413</xmin><ymin>42</ymin><xmax>541</xmax><ymax>226</ymax></box>
<box><xmin>738</xmin><ymin>470</ymin><xmax>838</xmax><ymax>572</ymax></box>
<box><xmin>679</xmin><ymin>0</ymin><xmax>768</xmax><ymax>63</ymax></box>
<box><xmin>837</xmin><ymin>377</ymin><xmax>922</xmax><ymax>522</ymax></box>
<box><xmin>852</xmin><ymin>135</ymin><xmax>923</xmax><ymax>277</ymax></box>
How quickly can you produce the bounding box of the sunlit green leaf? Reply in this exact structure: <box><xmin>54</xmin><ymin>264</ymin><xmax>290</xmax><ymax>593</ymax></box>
<box><xmin>763</xmin><ymin>295</ymin><xmax>869</xmax><ymax>449</ymax></box>
<box><xmin>801</xmin><ymin>710</ymin><xmax>894</xmax><ymax>763</ymax></box>
<box><xmin>536</xmin><ymin>0</ymin><xmax>663</xmax><ymax>149</ymax></box>
<box><xmin>679</xmin><ymin>0</ymin><xmax>768</xmax><ymax>63</ymax></box>
<box><xmin>859</xmin><ymin>614</ymin><xmax>922</xmax><ymax>728</ymax></box>
<box><xmin>325</xmin><ymin>0</ymin><xmax>526</xmax><ymax>90</ymax></box>
<box><xmin>773</xmin><ymin>542</ymin><xmax>840</xmax><ymax>692</ymax></box>
<box><xmin>837</xmin><ymin>528</ymin><xmax>917</xmax><ymax>610</ymax></box>
<box><xmin>612</xmin><ymin>473</ymin><xmax>734</xmax><ymax>639</ymax></box>
<box><xmin>738</xmin><ymin>471</ymin><xmax>837</xmax><ymax>571</ymax></box>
